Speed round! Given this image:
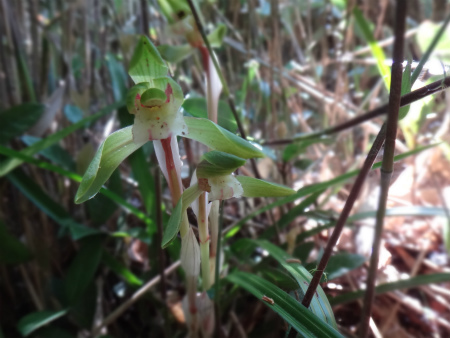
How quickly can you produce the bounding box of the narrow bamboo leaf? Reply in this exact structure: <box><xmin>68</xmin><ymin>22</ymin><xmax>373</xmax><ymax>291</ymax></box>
<box><xmin>330</xmin><ymin>273</ymin><xmax>450</xmax><ymax>306</ymax></box>
<box><xmin>63</xmin><ymin>104</ymin><xmax>83</xmax><ymax>123</ymax></box>
<box><xmin>245</xmin><ymin>239</ymin><xmax>337</xmax><ymax>328</ymax></box>
<box><xmin>158</xmin><ymin>44</ymin><xmax>195</xmax><ymax>63</ymax></box>
<box><xmin>413</xmin><ymin>13</ymin><xmax>450</xmax><ymax>83</ymax></box>
<box><xmin>399</xmin><ymin>59</ymin><xmax>412</xmax><ymax>120</ymax></box>
<box><xmin>184</xmin><ymin>117</ymin><xmax>264</xmax><ymax>159</ymax></box>
<box><xmin>183</xmin><ymin>97</ymin><xmax>237</xmax><ymax>132</ymax></box>
<box><xmin>17</xmin><ymin>309</ymin><xmax>68</xmax><ymax>337</ymax></box>
<box><xmin>353</xmin><ymin>7</ymin><xmax>390</xmax><ymax>88</ymax></box>
<box><xmin>75</xmin><ymin>126</ymin><xmax>146</xmax><ymax>204</ymax></box>
<box><xmin>102</xmin><ymin>250</ymin><xmax>143</xmax><ymax>287</ymax></box>
<box><xmin>0</xmin><ymin>145</ymin><xmax>154</xmax><ymax>232</ymax></box>
<box><xmin>64</xmin><ymin>236</ymin><xmax>104</xmax><ymax>305</ymax></box>
<box><xmin>236</xmin><ymin>176</ymin><xmax>295</xmax><ymax>197</ymax></box>
<box><xmin>22</xmin><ymin>135</ymin><xmax>76</xmax><ymax>171</ymax></box>
<box><xmin>0</xmin><ymin>103</ymin><xmax>45</xmax><ymax>144</ymax></box>
<box><xmin>306</xmin><ymin>253</ymin><xmax>366</xmax><ymax>282</ymax></box>
<box><xmin>128</xmin><ymin>35</ymin><xmax>168</xmax><ymax>84</ymax></box>
<box><xmin>227</xmin><ymin>272</ymin><xmax>343</xmax><ymax>338</ymax></box>
<box><xmin>0</xmin><ymin>220</ymin><xmax>32</xmax><ymax>264</ymax></box>
<box><xmin>283</xmin><ymin>138</ymin><xmax>332</xmax><ymax>162</ymax></box>
<box><xmin>0</xmin><ymin>101</ymin><xmax>124</xmax><ymax>177</ymax></box>
<box><xmin>105</xmin><ymin>52</ymin><xmax>128</xmax><ymax>101</ymax></box>
<box><xmin>260</xmin><ymin>191</ymin><xmax>324</xmax><ymax>240</ymax></box>
<box><xmin>162</xmin><ymin>184</ymin><xmax>203</xmax><ymax>248</ymax></box>
<box><xmin>7</xmin><ymin>169</ymin><xmax>102</xmax><ymax>240</ymax></box>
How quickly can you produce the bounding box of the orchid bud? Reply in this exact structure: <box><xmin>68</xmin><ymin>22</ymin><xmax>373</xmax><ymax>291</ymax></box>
<box><xmin>181</xmin><ymin>227</ymin><xmax>200</xmax><ymax>277</ymax></box>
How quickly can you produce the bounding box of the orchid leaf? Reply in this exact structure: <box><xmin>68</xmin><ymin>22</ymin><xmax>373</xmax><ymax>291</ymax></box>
<box><xmin>75</xmin><ymin>126</ymin><xmax>146</xmax><ymax>204</ymax></box>
<box><xmin>182</xmin><ymin>97</ymin><xmax>237</xmax><ymax>132</ymax></box>
<box><xmin>236</xmin><ymin>176</ymin><xmax>295</xmax><ymax>197</ymax></box>
<box><xmin>161</xmin><ymin>184</ymin><xmax>203</xmax><ymax>248</ymax></box>
<box><xmin>184</xmin><ymin>117</ymin><xmax>264</xmax><ymax>159</ymax></box>
<box><xmin>128</xmin><ymin>36</ymin><xmax>168</xmax><ymax>84</ymax></box>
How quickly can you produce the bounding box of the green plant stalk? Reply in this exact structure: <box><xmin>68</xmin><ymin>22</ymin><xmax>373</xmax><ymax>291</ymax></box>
<box><xmin>360</xmin><ymin>1</ymin><xmax>406</xmax><ymax>337</ymax></box>
<box><xmin>198</xmin><ymin>192</ymin><xmax>211</xmax><ymax>290</ymax></box>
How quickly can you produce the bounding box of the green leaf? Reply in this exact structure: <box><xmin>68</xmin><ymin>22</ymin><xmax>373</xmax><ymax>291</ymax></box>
<box><xmin>307</xmin><ymin>253</ymin><xmax>366</xmax><ymax>282</ymax></box>
<box><xmin>162</xmin><ymin>184</ymin><xmax>203</xmax><ymax>248</ymax></box>
<box><xmin>75</xmin><ymin>126</ymin><xmax>146</xmax><ymax>204</ymax></box>
<box><xmin>0</xmin><ymin>101</ymin><xmax>124</xmax><ymax>177</ymax></box>
<box><xmin>102</xmin><ymin>250</ymin><xmax>143</xmax><ymax>286</ymax></box>
<box><xmin>158</xmin><ymin>44</ymin><xmax>195</xmax><ymax>63</ymax></box>
<box><xmin>0</xmin><ymin>103</ymin><xmax>45</xmax><ymax>144</ymax></box>
<box><xmin>243</xmin><ymin>239</ymin><xmax>337</xmax><ymax>328</ymax></box>
<box><xmin>64</xmin><ymin>236</ymin><xmax>104</xmax><ymax>305</ymax></box>
<box><xmin>236</xmin><ymin>176</ymin><xmax>295</xmax><ymax>197</ymax></box>
<box><xmin>161</xmin><ymin>199</ymin><xmax>183</xmax><ymax>249</ymax></box>
<box><xmin>207</xmin><ymin>24</ymin><xmax>227</xmax><ymax>48</ymax></box>
<box><xmin>7</xmin><ymin>169</ymin><xmax>102</xmax><ymax>240</ymax></box>
<box><xmin>105</xmin><ymin>52</ymin><xmax>128</xmax><ymax>101</ymax></box>
<box><xmin>412</xmin><ymin>13</ymin><xmax>450</xmax><ymax>83</ymax></box>
<box><xmin>63</xmin><ymin>104</ymin><xmax>83</xmax><ymax>124</ymax></box>
<box><xmin>183</xmin><ymin>98</ymin><xmax>237</xmax><ymax>132</ymax></box>
<box><xmin>0</xmin><ymin>220</ymin><xmax>32</xmax><ymax>264</ymax></box>
<box><xmin>353</xmin><ymin>7</ymin><xmax>390</xmax><ymax>88</ymax></box>
<box><xmin>283</xmin><ymin>138</ymin><xmax>332</xmax><ymax>162</ymax></box>
<box><xmin>184</xmin><ymin>117</ymin><xmax>264</xmax><ymax>159</ymax></box>
<box><xmin>22</xmin><ymin>135</ymin><xmax>76</xmax><ymax>171</ymax></box>
<box><xmin>227</xmin><ymin>272</ymin><xmax>343</xmax><ymax>338</ymax></box>
<box><xmin>330</xmin><ymin>273</ymin><xmax>450</xmax><ymax>306</ymax></box>
<box><xmin>128</xmin><ymin>36</ymin><xmax>168</xmax><ymax>84</ymax></box>
<box><xmin>17</xmin><ymin>309</ymin><xmax>68</xmax><ymax>337</ymax></box>
<box><xmin>197</xmin><ymin>151</ymin><xmax>245</xmax><ymax>178</ymax></box>
<box><xmin>398</xmin><ymin>59</ymin><xmax>412</xmax><ymax>120</ymax></box>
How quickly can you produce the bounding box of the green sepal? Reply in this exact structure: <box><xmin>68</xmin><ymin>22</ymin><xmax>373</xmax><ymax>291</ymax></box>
<box><xmin>158</xmin><ymin>44</ymin><xmax>195</xmax><ymax>64</ymax></box>
<box><xmin>184</xmin><ymin>117</ymin><xmax>264</xmax><ymax>159</ymax></box>
<box><xmin>236</xmin><ymin>176</ymin><xmax>295</xmax><ymax>197</ymax></box>
<box><xmin>161</xmin><ymin>183</ymin><xmax>202</xmax><ymax>248</ymax></box>
<box><xmin>197</xmin><ymin>151</ymin><xmax>245</xmax><ymax>178</ymax></box>
<box><xmin>126</xmin><ymin>83</ymin><xmax>149</xmax><ymax>114</ymax></box>
<box><xmin>128</xmin><ymin>36</ymin><xmax>168</xmax><ymax>84</ymax></box>
<box><xmin>140</xmin><ymin>87</ymin><xmax>167</xmax><ymax>107</ymax></box>
<box><xmin>75</xmin><ymin>126</ymin><xmax>146</xmax><ymax>204</ymax></box>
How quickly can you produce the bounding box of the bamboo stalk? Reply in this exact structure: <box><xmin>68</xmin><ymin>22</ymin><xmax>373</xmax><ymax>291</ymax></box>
<box><xmin>359</xmin><ymin>1</ymin><xmax>407</xmax><ymax>336</ymax></box>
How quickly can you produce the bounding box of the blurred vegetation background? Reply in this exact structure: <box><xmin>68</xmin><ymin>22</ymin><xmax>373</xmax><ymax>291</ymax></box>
<box><xmin>1</xmin><ymin>0</ymin><xmax>450</xmax><ymax>337</ymax></box>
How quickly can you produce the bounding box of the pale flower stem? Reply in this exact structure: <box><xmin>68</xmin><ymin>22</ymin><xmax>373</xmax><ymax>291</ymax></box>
<box><xmin>209</xmin><ymin>200</ymin><xmax>220</xmax><ymax>283</ymax></box>
<box><xmin>198</xmin><ymin>192</ymin><xmax>211</xmax><ymax>290</ymax></box>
